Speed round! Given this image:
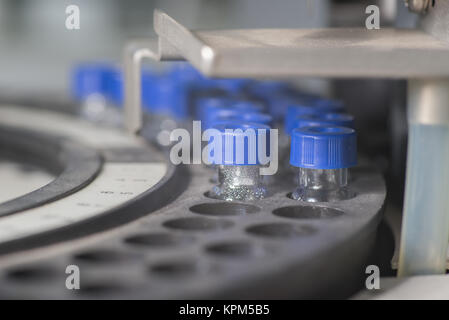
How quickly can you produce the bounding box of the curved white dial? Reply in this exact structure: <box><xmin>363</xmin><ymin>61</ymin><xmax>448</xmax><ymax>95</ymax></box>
<box><xmin>0</xmin><ymin>105</ymin><xmax>167</xmax><ymax>244</ymax></box>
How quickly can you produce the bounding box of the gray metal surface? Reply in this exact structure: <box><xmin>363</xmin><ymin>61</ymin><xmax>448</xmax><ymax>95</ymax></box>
<box><xmin>124</xmin><ymin>39</ymin><xmax>159</xmax><ymax>135</ymax></box>
<box><xmin>408</xmin><ymin>78</ymin><xmax>449</xmax><ymax>125</ymax></box>
<box><xmin>123</xmin><ymin>8</ymin><xmax>449</xmax><ymax>134</ymax></box>
<box><xmin>0</xmin><ymin>102</ymin><xmax>387</xmax><ymax>298</ymax></box>
<box><xmin>0</xmin><ymin>162</ymin><xmax>386</xmax><ymax>299</ymax></box>
<box><xmin>354</xmin><ymin>274</ymin><xmax>449</xmax><ymax>299</ymax></box>
<box><xmin>152</xmin><ymin>9</ymin><xmax>449</xmax><ymax>78</ymax></box>
<box><xmin>0</xmin><ymin>126</ymin><xmax>102</xmax><ymax>217</ymax></box>
<box><xmin>421</xmin><ymin>0</ymin><xmax>449</xmax><ymax>42</ymax></box>
<box><xmin>0</xmin><ymin>104</ymin><xmax>178</xmax><ymax>255</ymax></box>
<box><xmin>0</xmin><ymin>103</ymin><xmax>387</xmax><ymax>298</ymax></box>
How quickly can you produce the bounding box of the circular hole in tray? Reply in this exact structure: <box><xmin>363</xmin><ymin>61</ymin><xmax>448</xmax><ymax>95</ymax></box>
<box><xmin>163</xmin><ymin>217</ymin><xmax>234</xmax><ymax>232</ymax></box>
<box><xmin>246</xmin><ymin>223</ymin><xmax>316</xmax><ymax>239</ymax></box>
<box><xmin>190</xmin><ymin>202</ymin><xmax>260</xmax><ymax>217</ymax></box>
<box><xmin>273</xmin><ymin>206</ymin><xmax>344</xmax><ymax>219</ymax></box>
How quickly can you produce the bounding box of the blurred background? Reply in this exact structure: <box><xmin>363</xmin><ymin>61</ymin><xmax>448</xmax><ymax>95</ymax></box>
<box><xmin>0</xmin><ymin>0</ymin><xmax>416</xmax><ymax>94</ymax></box>
<box><xmin>0</xmin><ymin>0</ymin><xmax>327</xmax><ymax>94</ymax></box>
<box><xmin>0</xmin><ymin>1</ymin><xmax>435</xmax><ymax>295</ymax></box>
<box><xmin>0</xmin><ymin>0</ymin><xmax>419</xmax><ymax>204</ymax></box>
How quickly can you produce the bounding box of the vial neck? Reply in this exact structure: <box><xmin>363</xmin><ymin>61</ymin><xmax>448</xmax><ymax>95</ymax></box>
<box><xmin>298</xmin><ymin>168</ymin><xmax>348</xmax><ymax>191</ymax></box>
<box><xmin>292</xmin><ymin>167</ymin><xmax>351</xmax><ymax>202</ymax></box>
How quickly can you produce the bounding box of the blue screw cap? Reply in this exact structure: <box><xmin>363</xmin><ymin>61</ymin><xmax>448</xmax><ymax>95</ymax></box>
<box><xmin>169</xmin><ymin>62</ymin><xmax>204</xmax><ymax>84</ymax></box>
<box><xmin>309</xmin><ymin>97</ymin><xmax>345</xmax><ymax>111</ymax></box>
<box><xmin>213</xmin><ymin>78</ymin><xmax>251</xmax><ymax>95</ymax></box>
<box><xmin>284</xmin><ymin>99</ymin><xmax>347</xmax><ymax>134</ymax></box>
<box><xmin>207</xmin><ymin>121</ymin><xmax>271</xmax><ymax>166</ymax></box>
<box><xmin>199</xmin><ymin>99</ymin><xmax>266</xmax><ymax>126</ymax></box>
<box><xmin>233</xmin><ymin>112</ymin><xmax>273</xmax><ymax>127</ymax></box>
<box><xmin>196</xmin><ymin>96</ymin><xmax>233</xmax><ymax>121</ymax></box>
<box><xmin>248</xmin><ymin>81</ymin><xmax>290</xmax><ymax>98</ymax></box>
<box><xmin>285</xmin><ymin>104</ymin><xmax>323</xmax><ymax>134</ymax></box>
<box><xmin>205</xmin><ymin>111</ymin><xmax>274</xmax><ymax>129</ymax></box>
<box><xmin>71</xmin><ymin>63</ymin><xmax>116</xmax><ymax>101</ymax></box>
<box><xmin>105</xmin><ymin>68</ymin><xmax>162</xmax><ymax>110</ymax></box>
<box><xmin>191</xmin><ymin>78</ymin><xmax>250</xmax><ymax>96</ymax></box>
<box><xmin>247</xmin><ymin>81</ymin><xmax>290</xmax><ymax>118</ymax></box>
<box><xmin>202</xmin><ymin>106</ymin><xmax>241</xmax><ymax>129</ymax></box>
<box><xmin>288</xmin><ymin>113</ymin><xmax>355</xmax><ymax>134</ymax></box>
<box><xmin>229</xmin><ymin>100</ymin><xmax>266</xmax><ymax>113</ymax></box>
<box><xmin>262</xmin><ymin>93</ymin><xmax>294</xmax><ymax>121</ymax></box>
<box><xmin>290</xmin><ymin>126</ymin><xmax>357</xmax><ymax>169</ymax></box>
<box><xmin>142</xmin><ymin>75</ymin><xmax>188</xmax><ymax>120</ymax></box>
<box><xmin>105</xmin><ymin>69</ymin><xmax>123</xmax><ymax>107</ymax></box>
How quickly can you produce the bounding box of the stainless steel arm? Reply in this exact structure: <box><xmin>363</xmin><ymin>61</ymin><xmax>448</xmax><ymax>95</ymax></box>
<box><xmin>124</xmin><ymin>39</ymin><xmax>158</xmax><ymax>135</ymax></box>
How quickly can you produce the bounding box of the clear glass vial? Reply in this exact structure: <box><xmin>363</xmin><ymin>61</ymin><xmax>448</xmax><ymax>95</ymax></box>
<box><xmin>290</xmin><ymin>126</ymin><xmax>357</xmax><ymax>202</ymax></box>
<box><xmin>201</xmin><ymin>101</ymin><xmax>272</xmax><ymax>184</ymax></box>
<box><xmin>72</xmin><ymin>63</ymin><xmax>122</xmax><ymax>126</ymax></box>
<box><xmin>286</xmin><ymin>112</ymin><xmax>355</xmax><ymax>182</ymax></box>
<box><xmin>211</xmin><ymin>165</ymin><xmax>267</xmax><ymax>201</ymax></box>
<box><xmin>207</xmin><ymin>121</ymin><xmax>271</xmax><ymax>201</ymax></box>
<box><xmin>141</xmin><ymin>74</ymin><xmax>189</xmax><ymax>147</ymax></box>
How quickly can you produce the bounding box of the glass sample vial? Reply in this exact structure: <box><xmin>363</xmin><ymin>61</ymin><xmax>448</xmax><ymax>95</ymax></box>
<box><xmin>207</xmin><ymin>121</ymin><xmax>271</xmax><ymax>201</ymax></box>
<box><xmin>290</xmin><ymin>126</ymin><xmax>357</xmax><ymax>202</ymax></box>
<box><xmin>202</xmin><ymin>105</ymin><xmax>273</xmax><ymax>184</ymax></box>
<box><xmin>285</xmin><ymin>113</ymin><xmax>355</xmax><ymax>181</ymax></box>
<box><xmin>281</xmin><ymin>103</ymin><xmax>347</xmax><ymax>170</ymax></box>
<box><xmin>71</xmin><ymin>63</ymin><xmax>124</xmax><ymax>127</ymax></box>
<box><xmin>71</xmin><ymin>63</ymin><xmax>111</xmax><ymax>123</ymax></box>
<box><xmin>141</xmin><ymin>74</ymin><xmax>188</xmax><ymax>147</ymax></box>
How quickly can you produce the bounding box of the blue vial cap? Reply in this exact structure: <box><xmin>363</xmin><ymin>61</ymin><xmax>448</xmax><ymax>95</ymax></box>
<box><xmin>207</xmin><ymin>121</ymin><xmax>271</xmax><ymax>166</ymax></box>
<box><xmin>202</xmin><ymin>106</ymin><xmax>241</xmax><ymax>129</ymax></box>
<box><xmin>201</xmin><ymin>100</ymin><xmax>267</xmax><ymax>128</ymax></box>
<box><xmin>229</xmin><ymin>100</ymin><xmax>266</xmax><ymax>113</ymax></box>
<box><xmin>140</xmin><ymin>68</ymin><xmax>158</xmax><ymax>96</ymax></box>
<box><xmin>290</xmin><ymin>126</ymin><xmax>357</xmax><ymax>169</ymax></box>
<box><xmin>285</xmin><ymin>104</ymin><xmax>324</xmax><ymax>134</ymax></box>
<box><xmin>191</xmin><ymin>77</ymin><xmax>220</xmax><ymax>91</ymax></box>
<box><xmin>288</xmin><ymin>113</ymin><xmax>355</xmax><ymax>135</ymax></box>
<box><xmin>267</xmin><ymin>94</ymin><xmax>295</xmax><ymax>120</ymax></box>
<box><xmin>225</xmin><ymin>112</ymin><xmax>274</xmax><ymax>127</ymax></box>
<box><xmin>71</xmin><ymin>63</ymin><xmax>115</xmax><ymax>100</ymax></box>
<box><xmin>106</xmin><ymin>68</ymin><xmax>159</xmax><ymax>110</ymax></box>
<box><xmin>142</xmin><ymin>75</ymin><xmax>188</xmax><ymax>120</ymax></box>
<box><xmin>105</xmin><ymin>69</ymin><xmax>123</xmax><ymax>107</ymax></box>
<box><xmin>213</xmin><ymin>78</ymin><xmax>251</xmax><ymax>95</ymax></box>
<box><xmin>309</xmin><ymin>98</ymin><xmax>345</xmax><ymax>112</ymax></box>
<box><xmin>191</xmin><ymin>78</ymin><xmax>249</xmax><ymax>95</ymax></box>
<box><xmin>205</xmin><ymin>110</ymin><xmax>273</xmax><ymax>129</ymax></box>
<box><xmin>247</xmin><ymin>81</ymin><xmax>297</xmax><ymax>120</ymax></box>
<box><xmin>169</xmin><ymin>62</ymin><xmax>204</xmax><ymax>84</ymax></box>
<box><xmin>248</xmin><ymin>81</ymin><xmax>290</xmax><ymax>97</ymax></box>
<box><xmin>196</xmin><ymin>96</ymin><xmax>233</xmax><ymax>121</ymax></box>
<box><xmin>235</xmin><ymin>112</ymin><xmax>273</xmax><ymax>127</ymax></box>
